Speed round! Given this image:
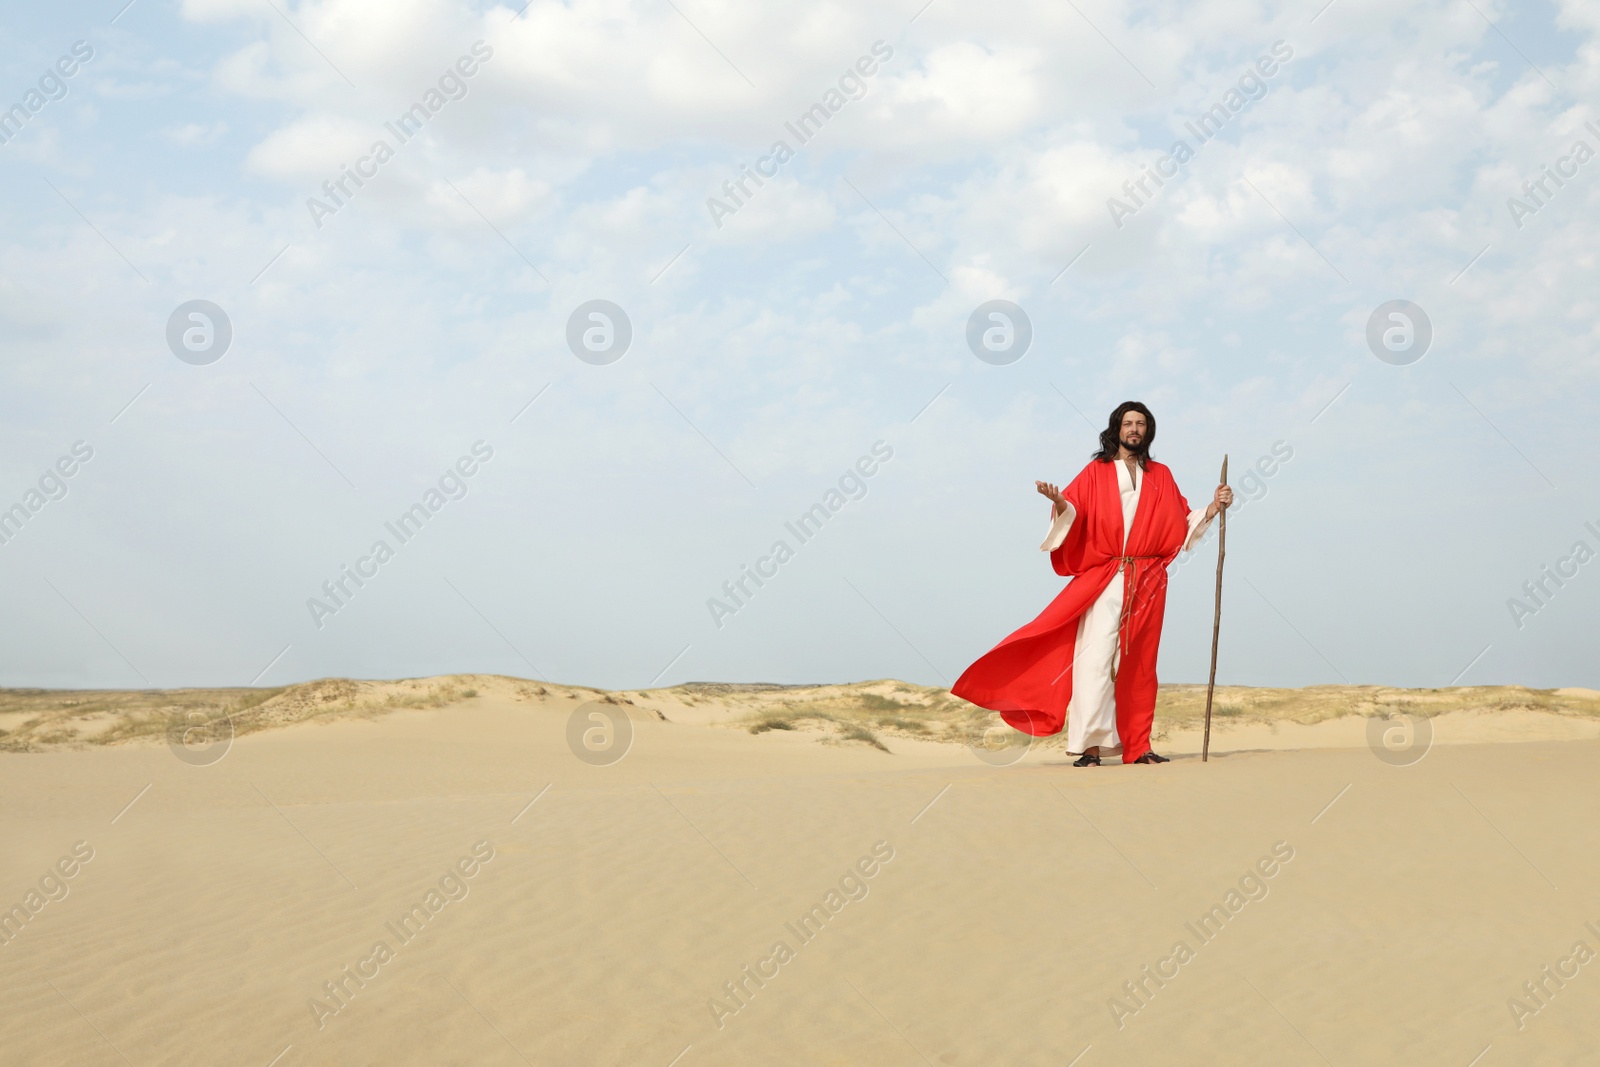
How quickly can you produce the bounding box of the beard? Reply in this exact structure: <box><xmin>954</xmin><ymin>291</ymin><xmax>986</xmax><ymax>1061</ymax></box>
<box><xmin>1120</xmin><ymin>434</ymin><xmax>1148</xmax><ymax>454</ymax></box>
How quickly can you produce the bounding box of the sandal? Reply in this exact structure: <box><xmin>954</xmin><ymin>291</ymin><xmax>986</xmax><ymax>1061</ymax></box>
<box><xmin>1072</xmin><ymin>752</ymin><xmax>1101</xmax><ymax>767</ymax></box>
<box><xmin>1132</xmin><ymin>751</ymin><xmax>1170</xmax><ymax>764</ymax></box>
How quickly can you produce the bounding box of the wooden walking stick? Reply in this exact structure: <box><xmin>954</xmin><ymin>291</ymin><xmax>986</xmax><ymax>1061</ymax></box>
<box><xmin>1202</xmin><ymin>455</ymin><xmax>1228</xmax><ymax>763</ymax></box>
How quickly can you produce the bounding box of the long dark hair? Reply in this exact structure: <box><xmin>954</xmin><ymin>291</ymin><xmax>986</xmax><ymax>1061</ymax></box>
<box><xmin>1093</xmin><ymin>401</ymin><xmax>1155</xmax><ymax>466</ymax></box>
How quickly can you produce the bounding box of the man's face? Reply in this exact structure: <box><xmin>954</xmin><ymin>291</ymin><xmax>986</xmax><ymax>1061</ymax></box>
<box><xmin>1119</xmin><ymin>412</ymin><xmax>1148</xmax><ymax>450</ymax></box>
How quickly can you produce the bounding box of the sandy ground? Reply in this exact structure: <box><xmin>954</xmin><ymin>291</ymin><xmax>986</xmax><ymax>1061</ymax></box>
<box><xmin>2</xmin><ymin>687</ymin><xmax>1598</xmax><ymax>1066</ymax></box>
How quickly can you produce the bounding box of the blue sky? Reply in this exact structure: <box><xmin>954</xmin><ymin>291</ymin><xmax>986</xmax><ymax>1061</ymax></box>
<box><xmin>0</xmin><ymin>0</ymin><xmax>1596</xmax><ymax>691</ymax></box>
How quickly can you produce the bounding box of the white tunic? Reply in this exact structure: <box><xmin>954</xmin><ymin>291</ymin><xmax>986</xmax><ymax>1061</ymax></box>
<box><xmin>1039</xmin><ymin>461</ymin><xmax>1212</xmax><ymax>754</ymax></box>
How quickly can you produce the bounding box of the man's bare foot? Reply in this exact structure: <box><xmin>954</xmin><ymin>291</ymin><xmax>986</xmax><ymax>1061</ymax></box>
<box><xmin>1132</xmin><ymin>751</ymin><xmax>1170</xmax><ymax>764</ymax></box>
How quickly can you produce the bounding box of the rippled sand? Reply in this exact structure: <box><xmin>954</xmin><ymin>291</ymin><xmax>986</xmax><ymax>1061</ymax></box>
<box><xmin>2</xmin><ymin>681</ymin><xmax>1596</xmax><ymax>1065</ymax></box>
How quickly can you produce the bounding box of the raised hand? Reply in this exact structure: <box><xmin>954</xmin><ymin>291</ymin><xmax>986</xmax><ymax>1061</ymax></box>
<box><xmin>1035</xmin><ymin>480</ymin><xmax>1068</xmax><ymax>514</ymax></box>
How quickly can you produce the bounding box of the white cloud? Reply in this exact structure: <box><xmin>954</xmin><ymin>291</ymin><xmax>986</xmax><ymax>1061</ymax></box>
<box><xmin>244</xmin><ymin>114</ymin><xmax>377</xmax><ymax>178</ymax></box>
<box><xmin>161</xmin><ymin>120</ymin><xmax>230</xmax><ymax>144</ymax></box>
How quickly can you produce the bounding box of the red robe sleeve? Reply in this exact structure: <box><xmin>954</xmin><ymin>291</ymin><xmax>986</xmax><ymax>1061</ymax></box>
<box><xmin>1049</xmin><ymin>463</ymin><xmax>1100</xmax><ymax>577</ymax></box>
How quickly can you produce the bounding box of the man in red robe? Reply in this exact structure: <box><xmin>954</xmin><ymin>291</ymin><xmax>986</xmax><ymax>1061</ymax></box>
<box><xmin>952</xmin><ymin>402</ymin><xmax>1231</xmax><ymax>765</ymax></box>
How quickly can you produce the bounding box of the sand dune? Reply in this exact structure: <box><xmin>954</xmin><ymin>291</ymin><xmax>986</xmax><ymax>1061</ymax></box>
<box><xmin>2</xmin><ymin>679</ymin><xmax>1598</xmax><ymax>1065</ymax></box>
<box><xmin>6</xmin><ymin>674</ymin><xmax>1599</xmax><ymax>754</ymax></box>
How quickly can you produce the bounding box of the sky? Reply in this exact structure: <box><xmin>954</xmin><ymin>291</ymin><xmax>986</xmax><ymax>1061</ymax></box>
<box><xmin>0</xmin><ymin>0</ymin><xmax>1596</xmax><ymax>693</ymax></box>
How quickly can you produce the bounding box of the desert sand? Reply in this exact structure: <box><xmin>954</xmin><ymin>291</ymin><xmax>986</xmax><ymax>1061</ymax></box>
<box><xmin>2</xmin><ymin>676</ymin><xmax>1598</xmax><ymax>1066</ymax></box>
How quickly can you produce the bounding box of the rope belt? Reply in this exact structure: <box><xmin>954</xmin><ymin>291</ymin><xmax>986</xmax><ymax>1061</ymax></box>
<box><xmin>1112</xmin><ymin>554</ymin><xmax>1166</xmax><ymax>681</ymax></box>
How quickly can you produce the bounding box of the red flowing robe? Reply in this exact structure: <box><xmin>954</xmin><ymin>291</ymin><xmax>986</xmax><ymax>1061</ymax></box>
<box><xmin>951</xmin><ymin>458</ymin><xmax>1194</xmax><ymax>763</ymax></box>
